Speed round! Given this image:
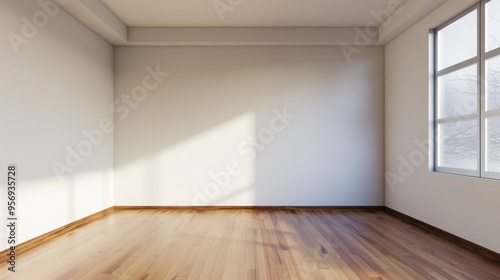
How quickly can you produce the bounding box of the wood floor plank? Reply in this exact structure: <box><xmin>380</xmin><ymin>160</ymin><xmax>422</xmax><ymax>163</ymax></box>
<box><xmin>185</xmin><ymin>211</ymin><xmax>225</xmax><ymax>280</ymax></box>
<box><xmin>1</xmin><ymin>209</ymin><xmax>499</xmax><ymax>280</ymax></box>
<box><xmin>209</xmin><ymin>212</ymin><xmax>236</xmax><ymax>280</ymax></box>
<box><xmin>254</xmin><ymin>213</ymin><xmax>271</xmax><ymax>280</ymax></box>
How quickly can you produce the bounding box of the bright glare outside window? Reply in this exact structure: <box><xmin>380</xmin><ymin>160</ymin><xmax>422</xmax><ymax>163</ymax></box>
<box><xmin>433</xmin><ymin>0</ymin><xmax>500</xmax><ymax>179</ymax></box>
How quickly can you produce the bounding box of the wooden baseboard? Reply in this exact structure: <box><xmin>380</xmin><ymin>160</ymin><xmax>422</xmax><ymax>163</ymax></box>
<box><xmin>114</xmin><ymin>206</ymin><xmax>386</xmax><ymax>211</ymax></box>
<box><xmin>0</xmin><ymin>207</ymin><xmax>114</xmax><ymax>264</ymax></box>
<box><xmin>384</xmin><ymin>207</ymin><xmax>500</xmax><ymax>264</ymax></box>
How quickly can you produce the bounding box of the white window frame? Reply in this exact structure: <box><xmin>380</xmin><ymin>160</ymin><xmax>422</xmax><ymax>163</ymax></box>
<box><xmin>432</xmin><ymin>0</ymin><xmax>500</xmax><ymax>180</ymax></box>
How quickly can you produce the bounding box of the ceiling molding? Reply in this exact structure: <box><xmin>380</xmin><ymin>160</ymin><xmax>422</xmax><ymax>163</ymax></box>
<box><xmin>126</xmin><ymin>27</ymin><xmax>379</xmax><ymax>47</ymax></box>
<box><xmin>59</xmin><ymin>0</ymin><xmax>448</xmax><ymax>47</ymax></box>
<box><xmin>378</xmin><ymin>0</ymin><xmax>447</xmax><ymax>44</ymax></box>
<box><xmin>58</xmin><ymin>0</ymin><xmax>127</xmax><ymax>45</ymax></box>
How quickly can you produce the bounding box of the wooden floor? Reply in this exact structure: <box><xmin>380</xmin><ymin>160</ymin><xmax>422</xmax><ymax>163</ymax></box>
<box><xmin>1</xmin><ymin>209</ymin><xmax>500</xmax><ymax>280</ymax></box>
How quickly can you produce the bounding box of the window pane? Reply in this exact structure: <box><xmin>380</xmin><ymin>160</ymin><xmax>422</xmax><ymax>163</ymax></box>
<box><xmin>437</xmin><ymin>9</ymin><xmax>477</xmax><ymax>70</ymax></box>
<box><xmin>437</xmin><ymin>64</ymin><xmax>477</xmax><ymax>119</ymax></box>
<box><xmin>437</xmin><ymin>120</ymin><xmax>478</xmax><ymax>170</ymax></box>
<box><xmin>486</xmin><ymin>0</ymin><xmax>500</xmax><ymax>52</ymax></box>
<box><xmin>486</xmin><ymin>116</ymin><xmax>500</xmax><ymax>172</ymax></box>
<box><xmin>486</xmin><ymin>55</ymin><xmax>500</xmax><ymax>111</ymax></box>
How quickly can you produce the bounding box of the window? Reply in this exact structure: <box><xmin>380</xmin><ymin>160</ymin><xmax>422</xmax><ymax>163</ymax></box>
<box><xmin>433</xmin><ymin>0</ymin><xmax>500</xmax><ymax>179</ymax></box>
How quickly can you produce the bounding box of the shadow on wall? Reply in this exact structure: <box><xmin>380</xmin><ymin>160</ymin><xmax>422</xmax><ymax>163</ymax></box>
<box><xmin>0</xmin><ymin>0</ymin><xmax>114</xmax><ymax>248</ymax></box>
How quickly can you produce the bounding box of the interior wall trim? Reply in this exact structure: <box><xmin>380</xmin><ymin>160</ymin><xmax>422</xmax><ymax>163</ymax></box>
<box><xmin>2</xmin><ymin>206</ymin><xmax>499</xmax><ymax>265</ymax></box>
<box><xmin>384</xmin><ymin>207</ymin><xmax>500</xmax><ymax>264</ymax></box>
<box><xmin>0</xmin><ymin>207</ymin><xmax>114</xmax><ymax>264</ymax></box>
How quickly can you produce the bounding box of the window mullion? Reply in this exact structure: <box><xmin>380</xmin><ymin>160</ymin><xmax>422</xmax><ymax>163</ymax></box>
<box><xmin>484</xmin><ymin>47</ymin><xmax>500</xmax><ymax>60</ymax></box>
<box><xmin>480</xmin><ymin>0</ymin><xmax>486</xmax><ymax>177</ymax></box>
<box><xmin>429</xmin><ymin>29</ymin><xmax>438</xmax><ymax>171</ymax></box>
<box><xmin>436</xmin><ymin>57</ymin><xmax>478</xmax><ymax>77</ymax></box>
<box><xmin>435</xmin><ymin>114</ymin><xmax>479</xmax><ymax>124</ymax></box>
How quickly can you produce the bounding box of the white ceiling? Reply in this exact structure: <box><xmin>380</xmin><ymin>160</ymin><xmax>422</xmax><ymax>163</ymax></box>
<box><xmin>101</xmin><ymin>0</ymin><xmax>408</xmax><ymax>28</ymax></box>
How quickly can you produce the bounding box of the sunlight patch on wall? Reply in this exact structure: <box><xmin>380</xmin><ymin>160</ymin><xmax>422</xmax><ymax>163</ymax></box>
<box><xmin>115</xmin><ymin>112</ymin><xmax>257</xmax><ymax>206</ymax></box>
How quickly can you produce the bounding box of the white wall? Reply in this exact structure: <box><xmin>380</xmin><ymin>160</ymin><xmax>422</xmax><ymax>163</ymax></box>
<box><xmin>0</xmin><ymin>1</ymin><xmax>114</xmax><ymax>251</ymax></box>
<box><xmin>385</xmin><ymin>0</ymin><xmax>500</xmax><ymax>253</ymax></box>
<box><xmin>114</xmin><ymin>46</ymin><xmax>384</xmax><ymax>206</ymax></box>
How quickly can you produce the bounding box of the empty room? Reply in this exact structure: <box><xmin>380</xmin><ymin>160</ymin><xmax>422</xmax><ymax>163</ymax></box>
<box><xmin>2</xmin><ymin>0</ymin><xmax>500</xmax><ymax>279</ymax></box>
